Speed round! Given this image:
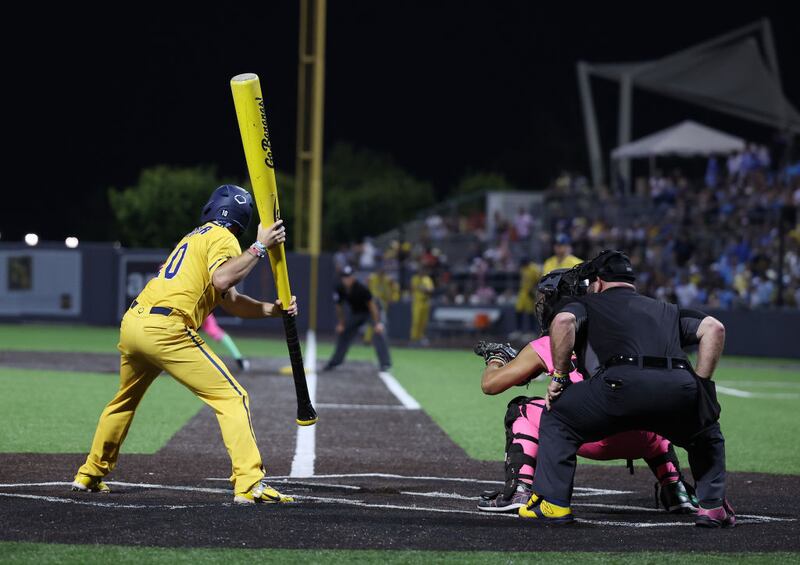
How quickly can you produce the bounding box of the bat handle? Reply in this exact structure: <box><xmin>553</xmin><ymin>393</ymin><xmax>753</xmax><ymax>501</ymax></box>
<box><xmin>282</xmin><ymin>313</ymin><xmax>318</xmax><ymax>426</ymax></box>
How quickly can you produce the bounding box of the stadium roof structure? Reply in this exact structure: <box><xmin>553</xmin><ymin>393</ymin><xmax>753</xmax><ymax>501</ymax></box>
<box><xmin>611</xmin><ymin>120</ymin><xmax>745</xmax><ymax>160</ymax></box>
<box><xmin>578</xmin><ymin>19</ymin><xmax>800</xmax><ymax>188</ymax></box>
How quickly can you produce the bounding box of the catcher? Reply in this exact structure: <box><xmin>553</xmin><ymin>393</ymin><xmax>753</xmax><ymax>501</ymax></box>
<box><xmin>475</xmin><ymin>268</ymin><xmax>697</xmax><ymax>513</ymax></box>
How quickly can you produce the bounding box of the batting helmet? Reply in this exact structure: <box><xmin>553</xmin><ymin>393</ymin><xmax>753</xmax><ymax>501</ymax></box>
<box><xmin>199</xmin><ymin>185</ymin><xmax>254</xmax><ymax>232</ymax></box>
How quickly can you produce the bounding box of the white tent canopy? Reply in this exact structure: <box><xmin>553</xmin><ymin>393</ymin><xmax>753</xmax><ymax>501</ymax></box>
<box><xmin>612</xmin><ymin>120</ymin><xmax>745</xmax><ymax>160</ymax></box>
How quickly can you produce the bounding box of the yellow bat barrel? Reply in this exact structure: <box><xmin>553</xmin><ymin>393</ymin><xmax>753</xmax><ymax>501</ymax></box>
<box><xmin>230</xmin><ymin>73</ymin><xmax>292</xmax><ymax>308</ymax></box>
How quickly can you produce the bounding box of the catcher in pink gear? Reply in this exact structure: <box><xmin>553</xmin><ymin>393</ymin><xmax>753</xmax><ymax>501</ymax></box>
<box><xmin>476</xmin><ymin>269</ymin><xmax>697</xmax><ymax>513</ymax></box>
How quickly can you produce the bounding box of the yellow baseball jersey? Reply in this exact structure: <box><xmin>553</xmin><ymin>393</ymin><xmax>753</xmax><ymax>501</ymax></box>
<box><xmin>516</xmin><ymin>262</ymin><xmax>542</xmax><ymax>312</ymax></box>
<box><xmin>368</xmin><ymin>272</ymin><xmax>400</xmax><ymax>306</ymax></box>
<box><xmin>542</xmin><ymin>254</ymin><xmax>582</xmax><ymax>276</ymax></box>
<box><xmin>411</xmin><ymin>274</ymin><xmax>434</xmax><ymax>305</ymax></box>
<box><xmin>136</xmin><ymin>222</ymin><xmax>241</xmax><ymax>328</ymax></box>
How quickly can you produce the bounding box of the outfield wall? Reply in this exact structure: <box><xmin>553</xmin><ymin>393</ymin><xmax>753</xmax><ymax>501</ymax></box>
<box><xmin>0</xmin><ymin>243</ymin><xmax>797</xmax><ymax>359</ymax></box>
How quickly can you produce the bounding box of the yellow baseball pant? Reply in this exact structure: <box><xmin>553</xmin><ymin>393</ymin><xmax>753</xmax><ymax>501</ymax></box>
<box><xmin>410</xmin><ymin>302</ymin><xmax>430</xmax><ymax>341</ymax></box>
<box><xmin>78</xmin><ymin>306</ymin><xmax>264</xmax><ymax>495</ymax></box>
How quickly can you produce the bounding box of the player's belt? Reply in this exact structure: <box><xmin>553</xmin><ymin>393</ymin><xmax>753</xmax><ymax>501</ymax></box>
<box><xmin>129</xmin><ymin>300</ymin><xmax>173</xmax><ymax>316</ymax></box>
<box><xmin>604</xmin><ymin>355</ymin><xmax>692</xmax><ymax>371</ymax></box>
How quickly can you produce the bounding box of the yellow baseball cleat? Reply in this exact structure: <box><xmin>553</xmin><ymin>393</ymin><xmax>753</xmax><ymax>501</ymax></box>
<box><xmin>518</xmin><ymin>493</ymin><xmax>574</xmax><ymax>524</ymax></box>
<box><xmin>234</xmin><ymin>479</ymin><xmax>294</xmax><ymax>505</ymax></box>
<box><xmin>71</xmin><ymin>473</ymin><xmax>111</xmax><ymax>493</ymax></box>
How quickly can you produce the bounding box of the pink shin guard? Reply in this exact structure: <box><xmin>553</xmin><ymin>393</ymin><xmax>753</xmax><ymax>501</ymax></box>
<box><xmin>508</xmin><ymin>402</ymin><xmax>678</xmax><ymax>485</ymax></box>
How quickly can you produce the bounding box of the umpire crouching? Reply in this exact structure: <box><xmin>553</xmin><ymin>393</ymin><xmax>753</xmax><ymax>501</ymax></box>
<box><xmin>521</xmin><ymin>250</ymin><xmax>733</xmax><ymax>527</ymax></box>
<box><xmin>323</xmin><ymin>265</ymin><xmax>392</xmax><ymax>372</ymax></box>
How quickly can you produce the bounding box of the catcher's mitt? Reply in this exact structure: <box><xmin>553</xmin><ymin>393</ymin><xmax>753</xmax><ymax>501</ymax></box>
<box><xmin>474</xmin><ymin>341</ymin><xmax>518</xmax><ymax>367</ymax></box>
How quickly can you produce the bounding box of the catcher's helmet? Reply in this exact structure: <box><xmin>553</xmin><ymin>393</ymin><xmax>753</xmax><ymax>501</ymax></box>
<box><xmin>200</xmin><ymin>185</ymin><xmax>254</xmax><ymax>233</ymax></box>
<box><xmin>535</xmin><ymin>268</ymin><xmax>589</xmax><ymax>334</ymax></box>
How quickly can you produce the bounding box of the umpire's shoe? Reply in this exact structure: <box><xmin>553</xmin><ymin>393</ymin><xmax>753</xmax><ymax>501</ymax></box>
<box><xmin>234</xmin><ymin>479</ymin><xmax>294</xmax><ymax>505</ymax></box>
<box><xmin>71</xmin><ymin>473</ymin><xmax>111</xmax><ymax>493</ymax></box>
<box><xmin>695</xmin><ymin>499</ymin><xmax>736</xmax><ymax>528</ymax></box>
<box><xmin>478</xmin><ymin>484</ymin><xmax>531</xmax><ymax>512</ymax></box>
<box><xmin>657</xmin><ymin>480</ymin><xmax>698</xmax><ymax>514</ymax></box>
<box><xmin>518</xmin><ymin>493</ymin><xmax>574</xmax><ymax>524</ymax></box>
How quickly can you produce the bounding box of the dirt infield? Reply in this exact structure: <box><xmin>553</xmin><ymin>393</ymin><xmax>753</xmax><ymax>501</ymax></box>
<box><xmin>0</xmin><ymin>353</ymin><xmax>797</xmax><ymax>552</ymax></box>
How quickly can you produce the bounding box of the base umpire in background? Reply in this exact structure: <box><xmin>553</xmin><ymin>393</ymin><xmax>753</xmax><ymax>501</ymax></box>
<box><xmin>323</xmin><ymin>265</ymin><xmax>392</xmax><ymax>372</ymax></box>
<box><xmin>521</xmin><ymin>250</ymin><xmax>733</xmax><ymax>527</ymax></box>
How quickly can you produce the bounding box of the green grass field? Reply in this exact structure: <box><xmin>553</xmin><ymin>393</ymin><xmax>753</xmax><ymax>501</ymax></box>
<box><xmin>0</xmin><ymin>324</ymin><xmax>798</xmax><ymax>475</ymax></box>
<box><xmin>0</xmin><ymin>543</ymin><xmax>797</xmax><ymax>565</ymax></box>
<box><xmin>0</xmin><ymin>323</ymin><xmax>798</xmax><ymax>563</ymax></box>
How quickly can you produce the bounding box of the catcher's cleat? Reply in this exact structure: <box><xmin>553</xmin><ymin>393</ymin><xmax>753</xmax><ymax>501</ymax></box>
<box><xmin>656</xmin><ymin>480</ymin><xmax>698</xmax><ymax>514</ymax></box>
<box><xmin>234</xmin><ymin>479</ymin><xmax>294</xmax><ymax>505</ymax></box>
<box><xmin>71</xmin><ymin>474</ymin><xmax>111</xmax><ymax>493</ymax></box>
<box><xmin>518</xmin><ymin>493</ymin><xmax>574</xmax><ymax>524</ymax></box>
<box><xmin>695</xmin><ymin>499</ymin><xmax>736</xmax><ymax>528</ymax></box>
<box><xmin>236</xmin><ymin>358</ymin><xmax>251</xmax><ymax>372</ymax></box>
<box><xmin>478</xmin><ymin>484</ymin><xmax>532</xmax><ymax>512</ymax></box>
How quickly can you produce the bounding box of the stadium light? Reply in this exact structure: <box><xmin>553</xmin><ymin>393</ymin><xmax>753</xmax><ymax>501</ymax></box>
<box><xmin>65</xmin><ymin>237</ymin><xmax>79</xmax><ymax>249</ymax></box>
<box><xmin>24</xmin><ymin>233</ymin><xmax>39</xmax><ymax>246</ymax></box>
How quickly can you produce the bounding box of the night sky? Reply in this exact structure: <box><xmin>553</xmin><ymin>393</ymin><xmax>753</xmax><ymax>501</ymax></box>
<box><xmin>4</xmin><ymin>3</ymin><xmax>798</xmax><ymax>242</ymax></box>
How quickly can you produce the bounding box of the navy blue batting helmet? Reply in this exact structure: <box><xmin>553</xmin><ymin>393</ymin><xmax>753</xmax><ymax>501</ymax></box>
<box><xmin>200</xmin><ymin>185</ymin><xmax>254</xmax><ymax>232</ymax></box>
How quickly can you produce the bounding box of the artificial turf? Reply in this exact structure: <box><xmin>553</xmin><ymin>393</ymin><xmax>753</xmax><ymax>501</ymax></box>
<box><xmin>0</xmin><ymin>324</ymin><xmax>798</xmax><ymax>474</ymax></box>
<box><xmin>0</xmin><ymin>543</ymin><xmax>798</xmax><ymax>565</ymax></box>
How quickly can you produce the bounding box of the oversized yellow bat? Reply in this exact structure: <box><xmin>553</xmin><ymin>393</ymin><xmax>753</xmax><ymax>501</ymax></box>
<box><xmin>230</xmin><ymin>73</ymin><xmax>292</xmax><ymax>308</ymax></box>
<box><xmin>231</xmin><ymin>72</ymin><xmax>317</xmax><ymax>426</ymax></box>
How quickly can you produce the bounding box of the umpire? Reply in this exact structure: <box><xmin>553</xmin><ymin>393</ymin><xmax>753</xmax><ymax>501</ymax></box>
<box><xmin>323</xmin><ymin>265</ymin><xmax>392</xmax><ymax>371</ymax></box>
<box><xmin>521</xmin><ymin>250</ymin><xmax>733</xmax><ymax>528</ymax></box>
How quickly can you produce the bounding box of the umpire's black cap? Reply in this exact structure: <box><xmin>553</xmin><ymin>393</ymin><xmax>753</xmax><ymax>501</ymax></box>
<box><xmin>588</xmin><ymin>250</ymin><xmax>636</xmax><ymax>283</ymax></box>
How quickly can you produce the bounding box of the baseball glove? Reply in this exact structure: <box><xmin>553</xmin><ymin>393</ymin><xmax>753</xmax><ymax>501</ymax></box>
<box><xmin>474</xmin><ymin>341</ymin><xmax>519</xmax><ymax>367</ymax></box>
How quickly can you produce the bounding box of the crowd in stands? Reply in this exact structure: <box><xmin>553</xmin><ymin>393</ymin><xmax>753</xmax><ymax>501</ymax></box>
<box><xmin>335</xmin><ymin>146</ymin><xmax>800</xmax><ymax>312</ymax></box>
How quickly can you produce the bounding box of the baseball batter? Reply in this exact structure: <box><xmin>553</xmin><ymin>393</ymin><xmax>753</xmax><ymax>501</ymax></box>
<box><xmin>71</xmin><ymin>184</ymin><xmax>297</xmax><ymax>504</ymax></box>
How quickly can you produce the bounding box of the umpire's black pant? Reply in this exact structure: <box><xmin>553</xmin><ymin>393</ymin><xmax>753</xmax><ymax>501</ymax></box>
<box><xmin>532</xmin><ymin>367</ymin><xmax>726</xmax><ymax>507</ymax></box>
<box><xmin>328</xmin><ymin>312</ymin><xmax>392</xmax><ymax>369</ymax></box>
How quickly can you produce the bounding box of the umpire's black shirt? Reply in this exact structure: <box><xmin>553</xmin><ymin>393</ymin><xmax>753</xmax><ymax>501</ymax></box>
<box><xmin>560</xmin><ymin>287</ymin><xmax>704</xmax><ymax>378</ymax></box>
<box><xmin>334</xmin><ymin>280</ymin><xmax>373</xmax><ymax>315</ymax></box>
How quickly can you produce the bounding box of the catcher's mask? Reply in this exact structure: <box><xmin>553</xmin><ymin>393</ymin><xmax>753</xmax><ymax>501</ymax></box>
<box><xmin>535</xmin><ymin>268</ymin><xmax>589</xmax><ymax>334</ymax></box>
<box><xmin>577</xmin><ymin>249</ymin><xmax>636</xmax><ymax>284</ymax></box>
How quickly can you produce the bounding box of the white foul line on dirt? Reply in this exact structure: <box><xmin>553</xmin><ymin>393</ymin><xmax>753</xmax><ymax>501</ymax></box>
<box><xmin>290</xmin><ymin>330</ymin><xmax>318</xmax><ymax>478</ymax></box>
<box><xmin>378</xmin><ymin>371</ymin><xmax>421</xmax><ymax>409</ymax></box>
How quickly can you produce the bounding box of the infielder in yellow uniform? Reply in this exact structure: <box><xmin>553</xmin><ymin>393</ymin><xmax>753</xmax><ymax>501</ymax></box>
<box><xmin>410</xmin><ymin>268</ymin><xmax>434</xmax><ymax>344</ymax></box>
<box><xmin>514</xmin><ymin>258</ymin><xmax>542</xmax><ymax>332</ymax></box>
<box><xmin>72</xmin><ymin>185</ymin><xmax>297</xmax><ymax>505</ymax></box>
<box><xmin>363</xmin><ymin>259</ymin><xmax>400</xmax><ymax>344</ymax></box>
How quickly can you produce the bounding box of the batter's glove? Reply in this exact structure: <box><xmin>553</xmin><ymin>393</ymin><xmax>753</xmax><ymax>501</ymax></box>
<box><xmin>474</xmin><ymin>341</ymin><xmax>518</xmax><ymax>367</ymax></box>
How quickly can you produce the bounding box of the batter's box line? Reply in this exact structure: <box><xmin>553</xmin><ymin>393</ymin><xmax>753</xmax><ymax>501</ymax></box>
<box><xmin>0</xmin><ymin>483</ymin><xmax>793</xmax><ymax>526</ymax></box>
<box><xmin>205</xmin><ymin>473</ymin><xmax>634</xmax><ymax>497</ymax></box>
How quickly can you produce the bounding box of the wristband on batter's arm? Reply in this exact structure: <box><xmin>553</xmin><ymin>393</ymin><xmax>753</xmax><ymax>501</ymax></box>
<box><xmin>247</xmin><ymin>241</ymin><xmax>267</xmax><ymax>259</ymax></box>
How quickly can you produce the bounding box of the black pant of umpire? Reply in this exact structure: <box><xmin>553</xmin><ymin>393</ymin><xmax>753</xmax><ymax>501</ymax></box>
<box><xmin>327</xmin><ymin>312</ymin><xmax>392</xmax><ymax>370</ymax></box>
<box><xmin>532</xmin><ymin>367</ymin><xmax>727</xmax><ymax>507</ymax></box>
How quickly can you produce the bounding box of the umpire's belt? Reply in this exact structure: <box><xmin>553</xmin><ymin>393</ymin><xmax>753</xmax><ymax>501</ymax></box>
<box><xmin>604</xmin><ymin>355</ymin><xmax>692</xmax><ymax>371</ymax></box>
<box><xmin>129</xmin><ymin>300</ymin><xmax>173</xmax><ymax>316</ymax></box>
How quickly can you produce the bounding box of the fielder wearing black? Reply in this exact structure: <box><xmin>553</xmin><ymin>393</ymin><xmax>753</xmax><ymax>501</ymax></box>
<box><xmin>324</xmin><ymin>266</ymin><xmax>392</xmax><ymax>371</ymax></box>
<box><xmin>529</xmin><ymin>251</ymin><xmax>729</xmax><ymax>525</ymax></box>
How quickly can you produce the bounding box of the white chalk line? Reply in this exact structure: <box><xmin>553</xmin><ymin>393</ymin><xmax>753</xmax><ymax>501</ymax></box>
<box><xmin>378</xmin><ymin>371</ymin><xmax>421</xmax><ymax>409</ymax></box>
<box><xmin>290</xmin><ymin>330</ymin><xmax>318</xmax><ymax>478</ymax></box>
<box><xmin>715</xmin><ymin>385</ymin><xmax>799</xmax><ymax>400</ymax></box>
<box><xmin>0</xmin><ymin>481</ymin><xmax>792</xmax><ymax>525</ymax></box>
<box><xmin>716</xmin><ymin>380</ymin><xmax>800</xmax><ymax>389</ymax></box>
